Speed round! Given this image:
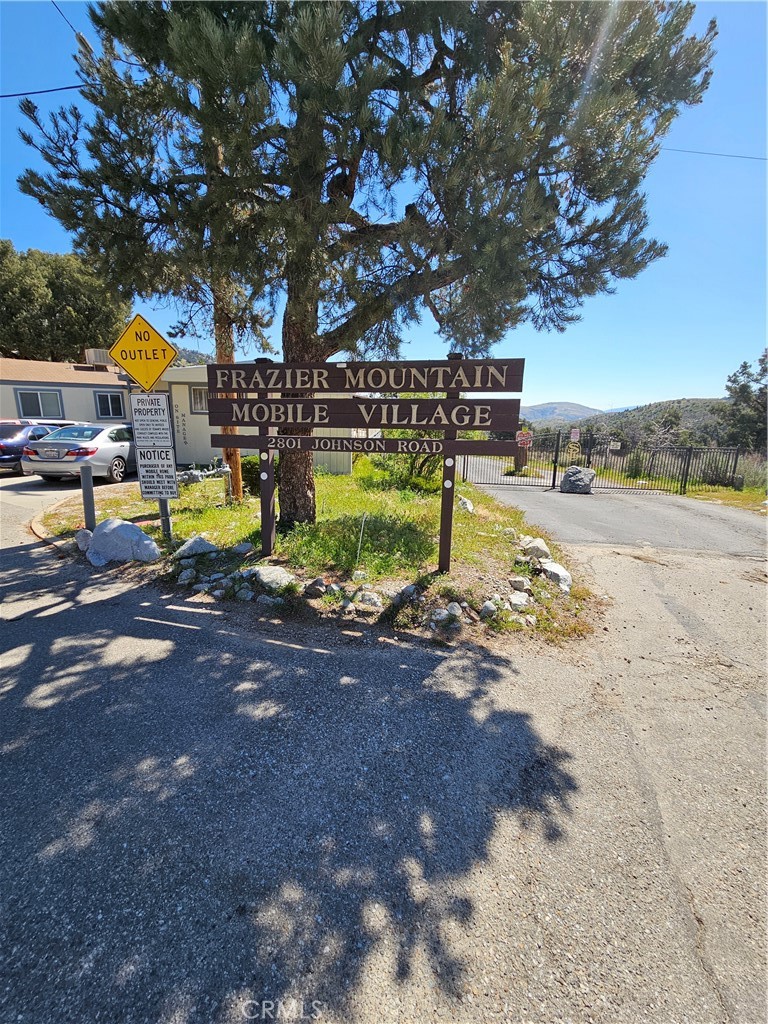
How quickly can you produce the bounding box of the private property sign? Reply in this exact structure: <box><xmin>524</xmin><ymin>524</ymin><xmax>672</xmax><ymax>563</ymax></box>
<box><xmin>206</xmin><ymin>355</ymin><xmax>524</xmax><ymax>571</ymax></box>
<box><xmin>129</xmin><ymin>393</ymin><xmax>178</xmax><ymax>500</ymax></box>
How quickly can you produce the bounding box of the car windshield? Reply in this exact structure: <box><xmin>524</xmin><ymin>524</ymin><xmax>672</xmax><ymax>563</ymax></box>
<box><xmin>0</xmin><ymin>424</ymin><xmax>24</xmax><ymax>440</ymax></box>
<box><xmin>44</xmin><ymin>427</ymin><xmax>103</xmax><ymax>442</ymax></box>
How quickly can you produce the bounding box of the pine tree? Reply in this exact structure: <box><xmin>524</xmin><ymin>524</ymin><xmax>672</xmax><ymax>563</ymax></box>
<box><xmin>20</xmin><ymin>1</ymin><xmax>715</xmax><ymax>524</ymax></box>
<box><xmin>714</xmin><ymin>352</ymin><xmax>768</xmax><ymax>454</ymax></box>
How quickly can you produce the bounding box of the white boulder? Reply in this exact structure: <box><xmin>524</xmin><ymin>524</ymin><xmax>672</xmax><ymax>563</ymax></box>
<box><xmin>540</xmin><ymin>559</ymin><xmax>572</xmax><ymax>595</ymax></box>
<box><xmin>75</xmin><ymin>529</ymin><xmax>92</xmax><ymax>552</ymax></box>
<box><xmin>173</xmin><ymin>535</ymin><xmax>219</xmax><ymax>558</ymax></box>
<box><xmin>521</xmin><ymin>537</ymin><xmax>551</xmax><ymax>561</ymax></box>
<box><xmin>241</xmin><ymin>565</ymin><xmax>296</xmax><ymax>592</ymax></box>
<box><xmin>86</xmin><ymin>518</ymin><xmax>161</xmax><ymax>567</ymax></box>
<box><xmin>458</xmin><ymin>497</ymin><xmax>475</xmax><ymax>513</ymax></box>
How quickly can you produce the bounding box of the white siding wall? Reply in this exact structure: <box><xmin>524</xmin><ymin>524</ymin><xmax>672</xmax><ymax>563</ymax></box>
<box><xmin>0</xmin><ymin>381</ymin><xmax>130</xmax><ymax>423</ymax></box>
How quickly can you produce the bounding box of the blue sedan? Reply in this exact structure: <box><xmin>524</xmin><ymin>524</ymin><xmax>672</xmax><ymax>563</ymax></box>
<box><xmin>0</xmin><ymin>421</ymin><xmax>57</xmax><ymax>474</ymax></box>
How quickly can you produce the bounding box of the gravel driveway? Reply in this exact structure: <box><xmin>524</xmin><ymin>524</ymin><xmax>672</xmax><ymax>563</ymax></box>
<box><xmin>0</xmin><ymin>495</ymin><xmax>765</xmax><ymax>1024</ymax></box>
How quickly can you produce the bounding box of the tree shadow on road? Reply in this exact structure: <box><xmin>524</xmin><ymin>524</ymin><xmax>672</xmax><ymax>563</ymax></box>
<box><xmin>1</xmin><ymin>570</ymin><xmax>578</xmax><ymax>1023</ymax></box>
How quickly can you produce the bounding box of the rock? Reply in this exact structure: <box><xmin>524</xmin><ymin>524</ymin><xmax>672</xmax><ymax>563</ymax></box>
<box><xmin>502</xmin><ymin>527</ymin><xmax>517</xmax><ymax>538</ymax></box>
<box><xmin>327</xmin><ymin>583</ymin><xmax>342</xmax><ymax>595</ymax></box>
<box><xmin>400</xmin><ymin>584</ymin><xmax>418</xmax><ymax>601</ymax></box>
<box><xmin>86</xmin><ymin>518</ymin><xmax>161</xmax><ymax>567</ymax></box>
<box><xmin>232</xmin><ymin>541</ymin><xmax>254</xmax><ymax>556</ymax></box>
<box><xmin>508</xmin><ymin>591</ymin><xmax>530</xmax><ymax>610</ymax></box>
<box><xmin>491</xmin><ymin>593</ymin><xmax>502</xmax><ymax>604</ymax></box>
<box><xmin>304</xmin><ymin>579</ymin><xmax>327</xmax><ymax>599</ymax></box>
<box><xmin>192</xmin><ymin>583</ymin><xmax>210</xmax><ymax>592</ymax></box>
<box><xmin>211</xmin><ymin>590</ymin><xmax>225</xmax><ymax>599</ymax></box>
<box><xmin>236</xmin><ymin>589</ymin><xmax>254</xmax><ymax>601</ymax></box>
<box><xmin>560</xmin><ymin>465</ymin><xmax>596</xmax><ymax>494</ymax></box>
<box><xmin>341</xmin><ymin>598</ymin><xmax>353</xmax><ymax>609</ymax></box>
<box><xmin>177</xmin><ymin>568</ymin><xmax>196</xmax><ymax>585</ymax></box>
<box><xmin>209</xmin><ymin>572</ymin><xmax>226</xmax><ymax>581</ymax></box>
<box><xmin>74</xmin><ymin>529</ymin><xmax>92</xmax><ymax>552</ymax></box>
<box><xmin>241</xmin><ymin>565</ymin><xmax>296</xmax><ymax>592</ymax></box>
<box><xmin>479</xmin><ymin>600</ymin><xmax>497</xmax><ymax>620</ymax></box>
<box><xmin>524</xmin><ymin>614</ymin><xmax>537</xmax><ymax>626</ymax></box>
<box><xmin>255</xmin><ymin>594</ymin><xmax>284</xmax><ymax>612</ymax></box>
<box><xmin>173</xmin><ymin>536</ymin><xmax>219</xmax><ymax>559</ymax></box>
<box><xmin>458</xmin><ymin>496</ymin><xmax>475</xmax><ymax>513</ymax></box>
<box><xmin>540</xmin><ymin>559</ymin><xmax>572</xmax><ymax>594</ymax></box>
<box><xmin>521</xmin><ymin>537</ymin><xmax>551</xmax><ymax>561</ymax></box>
<box><xmin>446</xmin><ymin>602</ymin><xmax>464</xmax><ymax>619</ymax></box>
<box><xmin>357</xmin><ymin>591</ymin><xmax>383</xmax><ymax>609</ymax></box>
<box><xmin>431</xmin><ymin>608</ymin><xmax>451</xmax><ymax>623</ymax></box>
<box><xmin>510</xmin><ymin>575</ymin><xmax>533</xmax><ymax>594</ymax></box>
<box><xmin>178</xmin><ymin>558</ymin><xmax>196</xmax><ymax>569</ymax></box>
<box><xmin>352</xmin><ymin>570</ymin><xmax>367</xmax><ymax>581</ymax></box>
<box><xmin>502</xmin><ymin>602</ymin><xmax>512</xmax><ymax>611</ymax></box>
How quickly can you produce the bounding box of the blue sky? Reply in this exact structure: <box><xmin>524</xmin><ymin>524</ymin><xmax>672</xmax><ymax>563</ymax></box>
<box><xmin>0</xmin><ymin>1</ymin><xmax>765</xmax><ymax>410</ymax></box>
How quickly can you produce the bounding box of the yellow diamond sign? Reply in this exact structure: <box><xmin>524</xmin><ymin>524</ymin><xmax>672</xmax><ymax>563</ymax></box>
<box><xmin>109</xmin><ymin>314</ymin><xmax>178</xmax><ymax>392</ymax></box>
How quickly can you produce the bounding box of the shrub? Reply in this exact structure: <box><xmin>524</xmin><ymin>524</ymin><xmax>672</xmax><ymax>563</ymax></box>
<box><xmin>241</xmin><ymin>455</ymin><xmax>262</xmax><ymax>495</ymax></box>
<box><xmin>737</xmin><ymin>453</ymin><xmax>768</xmax><ymax>491</ymax></box>
<box><xmin>625</xmin><ymin>449</ymin><xmax>645</xmax><ymax>479</ymax></box>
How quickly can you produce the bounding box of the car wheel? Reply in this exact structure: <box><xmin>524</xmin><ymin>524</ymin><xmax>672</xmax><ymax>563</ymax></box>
<box><xmin>13</xmin><ymin>462</ymin><xmax>23</xmax><ymax>475</ymax></box>
<box><xmin>107</xmin><ymin>457</ymin><xmax>126</xmax><ymax>483</ymax></box>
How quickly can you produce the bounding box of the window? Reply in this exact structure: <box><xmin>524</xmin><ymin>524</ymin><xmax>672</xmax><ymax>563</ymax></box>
<box><xmin>107</xmin><ymin>427</ymin><xmax>132</xmax><ymax>442</ymax></box>
<box><xmin>45</xmin><ymin>427</ymin><xmax>102</xmax><ymax>442</ymax></box>
<box><xmin>190</xmin><ymin>386</ymin><xmax>209</xmax><ymax>413</ymax></box>
<box><xmin>28</xmin><ymin>427</ymin><xmax>51</xmax><ymax>441</ymax></box>
<box><xmin>17</xmin><ymin>390</ymin><xmax>62</xmax><ymax>419</ymax></box>
<box><xmin>96</xmin><ymin>392</ymin><xmax>124</xmax><ymax>418</ymax></box>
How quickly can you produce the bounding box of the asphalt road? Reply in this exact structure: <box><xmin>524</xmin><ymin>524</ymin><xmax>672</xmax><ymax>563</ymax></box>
<box><xmin>0</xmin><ymin>472</ymin><xmax>84</xmax><ymax>549</ymax></box>
<box><xmin>0</xmin><ymin>478</ymin><xmax>765</xmax><ymax>1024</ymax></box>
<box><xmin>463</xmin><ymin>463</ymin><xmax>765</xmax><ymax>555</ymax></box>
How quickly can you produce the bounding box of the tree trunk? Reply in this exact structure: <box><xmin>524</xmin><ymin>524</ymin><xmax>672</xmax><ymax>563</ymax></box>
<box><xmin>277</xmin><ymin>89</ymin><xmax>325</xmax><ymax>529</ymax></box>
<box><xmin>277</xmin><ymin>284</ymin><xmax>318</xmax><ymax>529</ymax></box>
<box><xmin>212</xmin><ymin>286</ymin><xmax>243</xmax><ymax>501</ymax></box>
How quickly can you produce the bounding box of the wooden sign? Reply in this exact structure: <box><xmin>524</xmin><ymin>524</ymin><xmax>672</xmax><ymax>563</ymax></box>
<box><xmin>210</xmin><ymin>434</ymin><xmax>521</xmax><ymax>456</ymax></box>
<box><xmin>207</xmin><ymin>358</ymin><xmax>523</xmax><ymax>395</ymax></box>
<box><xmin>207</xmin><ymin>353</ymin><xmax>524</xmax><ymax>573</ymax></box>
<box><xmin>208</xmin><ymin>397</ymin><xmax>520</xmax><ymax>432</ymax></box>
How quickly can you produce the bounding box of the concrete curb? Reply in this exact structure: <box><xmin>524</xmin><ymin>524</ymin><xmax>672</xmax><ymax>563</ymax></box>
<box><xmin>28</xmin><ymin>499</ymin><xmax>80</xmax><ymax>556</ymax></box>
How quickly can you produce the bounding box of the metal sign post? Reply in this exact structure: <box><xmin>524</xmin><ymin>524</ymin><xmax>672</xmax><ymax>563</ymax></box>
<box><xmin>110</xmin><ymin>316</ymin><xmax>180</xmax><ymax>544</ymax></box>
<box><xmin>129</xmin><ymin>392</ymin><xmax>178</xmax><ymax>541</ymax></box>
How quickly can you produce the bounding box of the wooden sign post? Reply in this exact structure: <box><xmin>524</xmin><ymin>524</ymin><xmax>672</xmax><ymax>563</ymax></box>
<box><xmin>438</xmin><ymin>353</ymin><xmax>462</xmax><ymax>573</ymax></box>
<box><xmin>205</xmin><ymin>356</ymin><xmax>524</xmax><ymax>572</ymax></box>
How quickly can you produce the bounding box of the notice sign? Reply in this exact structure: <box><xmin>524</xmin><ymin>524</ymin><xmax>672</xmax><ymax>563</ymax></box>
<box><xmin>130</xmin><ymin>393</ymin><xmax>178</xmax><ymax>499</ymax></box>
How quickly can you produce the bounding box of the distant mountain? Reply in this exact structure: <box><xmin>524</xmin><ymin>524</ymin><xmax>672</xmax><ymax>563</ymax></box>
<box><xmin>521</xmin><ymin>401</ymin><xmax>603</xmax><ymax>424</ymax></box>
<box><xmin>172</xmin><ymin>346</ymin><xmax>213</xmax><ymax>366</ymax></box>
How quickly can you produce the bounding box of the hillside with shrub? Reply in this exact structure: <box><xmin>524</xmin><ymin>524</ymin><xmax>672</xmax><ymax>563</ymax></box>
<box><xmin>569</xmin><ymin>397</ymin><xmax>727</xmax><ymax>446</ymax></box>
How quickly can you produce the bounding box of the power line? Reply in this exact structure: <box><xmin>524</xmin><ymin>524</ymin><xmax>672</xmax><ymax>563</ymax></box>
<box><xmin>50</xmin><ymin>0</ymin><xmax>79</xmax><ymax>38</ymax></box>
<box><xmin>662</xmin><ymin>146</ymin><xmax>766</xmax><ymax>162</ymax></box>
<box><xmin>0</xmin><ymin>85</ymin><xmax>82</xmax><ymax>99</ymax></box>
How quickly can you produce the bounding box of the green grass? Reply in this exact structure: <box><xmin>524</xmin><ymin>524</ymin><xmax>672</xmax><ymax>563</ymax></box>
<box><xmin>689</xmin><ymin>487</ymin><xmax>767</xmax><ymax>513</ymax></box>
<box><xmin>42</xmin><ymin>460</ymin><xmax>594</xmax><ymax>641</ymax></box>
